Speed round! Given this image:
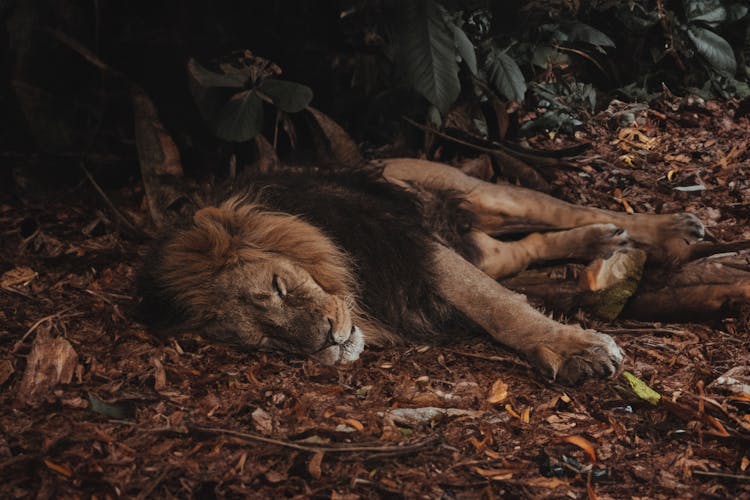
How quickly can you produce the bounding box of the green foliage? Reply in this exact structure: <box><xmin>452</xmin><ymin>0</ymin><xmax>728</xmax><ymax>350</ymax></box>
<box><xmin>520</xmin><ymin>81</ymin><xmax>596</xmax><ymax>135</ymax></box>
<box><xmin>611</xmin><ymin>0</ymin><xmax>748</xmax><ymax>94</ymax></box>
<box><xmin>188</xmin><ymin>56</ymin><xmax>313</xmax><ymax>142</ymax></box>
<box><xmin>384</xmin><ymin>1</ymin><xmax>619</xmax><ymax>124</ymax></box>
<box><xmin>390</xmin><ymin>0</ymin><xmax>463</xmax><ymax>113</ymax></box>
<box><xmin>191</xmin><ymin>0</ymin><xmax>750</xmax><ymax>142</ymax></box>
<box><xmin>539</xmin><ymin>21</ymin><xmax>615</xmax><ymax>52</ymax></box>
<box><xmin>386</xmin><ymin>0</ymin><xmax>536</xmax><ymax>114</ymax></box>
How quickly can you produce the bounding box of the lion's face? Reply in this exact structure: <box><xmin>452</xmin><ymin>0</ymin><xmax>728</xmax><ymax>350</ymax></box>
<box><xmin>210</xmin><ymin>255</ymin><xmax>364</xmax><ymax>364</ymax></box>
<box><xmin>142</xmin><ymin>199</ymin><xmax>367</xmax><ymax>364</ymax></box>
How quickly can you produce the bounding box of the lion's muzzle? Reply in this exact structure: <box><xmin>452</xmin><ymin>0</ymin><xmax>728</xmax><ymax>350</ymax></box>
<box><xmin>311</xmin><ymin>325</ymin><xmax>365</xmax><ymax>365</ymax></box>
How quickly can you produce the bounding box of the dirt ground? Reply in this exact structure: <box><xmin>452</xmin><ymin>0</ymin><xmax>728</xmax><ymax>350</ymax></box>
<box><xmin>1</xmin><ymin>97</ymin><xmax>749</xmax><ymax>498</ymax></box>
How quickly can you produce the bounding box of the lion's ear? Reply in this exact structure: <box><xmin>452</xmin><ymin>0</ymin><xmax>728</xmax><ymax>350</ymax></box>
<box><xmin>189</xmin><ymin>206</ymin><xmax>241</xmax><ymax>257</ymax></box>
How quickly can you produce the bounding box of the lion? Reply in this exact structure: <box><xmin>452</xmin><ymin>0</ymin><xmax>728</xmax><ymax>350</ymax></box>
<box><xmin>138</xmin><ymin>158</ymin><xmax>706</xmax><ymax>383</ymax></box>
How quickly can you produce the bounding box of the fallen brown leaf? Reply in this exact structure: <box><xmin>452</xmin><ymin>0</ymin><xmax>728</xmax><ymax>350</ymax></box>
<box><xmin>555</xmin><ymin>435</ymin><xmax>597</xmax><ymax>462</ymax></box>
<box><xmin>44</xmin><ymin>459</ymin><xmax>73</xmax><ymax>478</ymax></box>
<box><xmin>308</xmin><ymin>451</ymin><xmax>324</xmax><ymax>479</ymax></box>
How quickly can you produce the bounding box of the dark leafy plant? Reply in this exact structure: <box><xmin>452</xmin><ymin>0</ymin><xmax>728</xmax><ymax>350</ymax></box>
<box><xmin>188</xmin><ymin>51</ymin><xmax>313</xmax><ymax>142</ymax></box>
<box><xmin>520</xmin><ymin>81</ymin><xmax>597</xmax><ymax>135</ymax></box>
<box><xmin>612</xmin><ymin>0</ymin><xmax>749</xmax><ymax>98</ymax></box>
<box><xmin>387</xmin><ymin>0</ymin><xmax>528</xmax><ymax>115</ymax></box>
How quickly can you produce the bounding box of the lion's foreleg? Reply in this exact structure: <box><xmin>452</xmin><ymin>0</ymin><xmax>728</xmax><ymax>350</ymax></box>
<box><xmin>430</xmin><ymin>243</ymin><xmax>624</xmax><ymax>384</ymax></box>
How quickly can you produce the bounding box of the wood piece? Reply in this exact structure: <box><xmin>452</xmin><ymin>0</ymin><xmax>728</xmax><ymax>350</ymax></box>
<box><xmin>15</xmin><ymin>330</ymin><xmax>78</xmax><ymax>407</ymax></box>
<box><xmin>132</xmin><ymin>87</ymin><xmax>187</xmax><ymax>229</ymax></box>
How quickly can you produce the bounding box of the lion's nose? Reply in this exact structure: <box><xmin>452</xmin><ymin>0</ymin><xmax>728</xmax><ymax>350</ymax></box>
<box><xmin>325</xmin><ymin>317</ymin><xmax>350</xmax><ymax>345</ymax></box>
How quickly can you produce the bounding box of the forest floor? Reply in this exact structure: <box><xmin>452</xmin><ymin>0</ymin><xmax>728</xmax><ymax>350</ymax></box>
<box><xmin>1</xmin><ymin>97</ymin><xmax>750</xmax><ymax>499</ymax></box>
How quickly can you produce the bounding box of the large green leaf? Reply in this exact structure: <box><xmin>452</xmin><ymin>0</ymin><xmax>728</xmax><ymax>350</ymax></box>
<box><xmin>187</xmin><ymin>58</ymin><xmax>247</xmax><ymax>88</ymax></box>
<box><xmin>485</xmin><ymin>48</ymin><xmax>527</xmax><ymax>102</ymax></box>
<box><xmin>258</xmin><ymin>78</ymin><xmax>313</xmax><ymax>113</ymax></box>
<box><xmin>213</xmin><ymin>90</ymin><xmax>264</xmax><ymax>142</ymax></box>
<box><xmin>452</xmin><ymin>23</ymin><xmax>477</xmax><ymax>75</ymax></box>
<box><xmin>686</xmin><ymin>1</ymin><xmax>748</xmax><ymax>25</ymax></box>
<box><xmin>687</xmin><ymin>25</ymin><xmax>737</xmax><ymax>74</ymax></box>
<box><xmin>392</xmin><ymin>0</ymin><xmax>460</xmax><ymax>113</ymax></box>
<box><xmin>531</xmin><ymin>45</ymin><xmax>570</xmax><ymax>69</ymax></box>
<box><xmin>615</xmin><ymin>8</ymin><xmax>660</xmax><ymax>31</ymax></box>
<box><xmin>189</xmin><ymin>76</ymin><xmax>232</xmax><ymax>125</ymax></box>
<box><xmin>559</xmin><ymin>21</ymin><xmax>615</xmax><ymax>48</ymax></box>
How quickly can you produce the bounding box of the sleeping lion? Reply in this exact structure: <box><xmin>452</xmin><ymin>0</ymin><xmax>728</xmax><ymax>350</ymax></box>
<box><xmin>138</xmin><ymin>159</ymin><xmax>705</xmax><ymax>384</ymax></box>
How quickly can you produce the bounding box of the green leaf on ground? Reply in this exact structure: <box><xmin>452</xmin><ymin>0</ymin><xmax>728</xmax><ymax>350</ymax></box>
<box><xmin>622</xmin><ymin>371</ymin><xmax>661</xmax><ymax>406</ymax></box>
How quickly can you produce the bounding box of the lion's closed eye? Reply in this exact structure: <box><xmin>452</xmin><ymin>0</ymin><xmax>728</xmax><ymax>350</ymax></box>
<box><xmin>272</xmin><ymin>274</ymin><xmax>287</xmax><ymax>299</ymax></box>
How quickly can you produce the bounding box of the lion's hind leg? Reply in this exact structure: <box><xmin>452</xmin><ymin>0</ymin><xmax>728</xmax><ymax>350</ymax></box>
<box><xmin>431</xmin><ymin>243</ymin><xmax>624</xmax><ymax>384</ymax></box>
<box><xmin>382</xmin><ymin>158</ymin><xmax>704</xmax><ymax>263</ymax></box>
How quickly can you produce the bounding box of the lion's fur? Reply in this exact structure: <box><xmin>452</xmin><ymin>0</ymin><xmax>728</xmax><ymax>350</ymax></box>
<box><xmin>138</xmin><ymin>170</ymin><xmax>479</xmax><ymax>350</ymax></box>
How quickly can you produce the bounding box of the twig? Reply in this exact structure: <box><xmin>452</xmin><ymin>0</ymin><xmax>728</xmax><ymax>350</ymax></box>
<box><xmin>692</xmin><ymin>470</ymin><xmax>750</xmax><ymax>482</ymax></box>
<box><xmin>45</xmin><ymin>28</ymin><xmax>150</xmax><ymax>237</ymax></box>
<box><xmin>401</xmin><ymin>116</ymin><xmax>552</xmax><ymax>191</ymax></box>
<box><xmin>352</xmin><ymin>478</ymin><xmax>403</xmax><ymax>494</ymax></box>
<box><xmin>136</xmin><ymin>469</ymin><xmax>170</xmax><ymax>500</ymax></box>
<box><xmin>600</xmin><ymin>327</ymin><xmax>688</xmax><ymax>335</ymax></box>
<box><xmin>686</xmin><ymin>240</ymin><xmax>750</xmax><ymax>261</ymax></box>
<box><xmin>552</xmin><ymin>44</ymin><xmax>608</xmax><ymax>77</ymax></box>
<box><xmin>444</xmin><ymin>348</ymin><xmax>531</xmax><ymax>369</ymax></box>
<box><xmin>402</xmin><ymin>115</ymin><xmax>584</xmax><ymax>166</ymax></box>
<box><xmin>80</xmin><ymin>163</ymin><xmax>141</xmax><ymax>234</ymax></box>
<box><xmin>43</xmin><ymin>28</ymin><xmax>124</xmax><ymax>78</ymax></box>
<box><xmin>12</xmin><ymin>308</ymin><xmax>81</xmax><ymax>353</ymax></box>
<box><xmin>188</xmin><ymin>424</ymin><xmax>440</xmax><ymax>454</ymax></box>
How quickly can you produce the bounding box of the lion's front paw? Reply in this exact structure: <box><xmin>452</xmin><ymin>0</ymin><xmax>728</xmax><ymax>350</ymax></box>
<box><xmin>527</xmin><ymin>329</ymin><xmax>624</xmax><ymax>385</ymax></box>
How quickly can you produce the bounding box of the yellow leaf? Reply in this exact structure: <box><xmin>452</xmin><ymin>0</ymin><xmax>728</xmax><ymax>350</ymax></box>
<box><xmin>505</xmin><ymin>404</ymin><xmax>521</xmax><ymax>419</ymax></box>
<box><xmin>521</xmin><ymin>406</ymin><xmax>531</xmax><ymax>423</ymax></box>
<box><xmin>487</xmin><ymin>379</ymin><xmax>509</xmax><ymax>403</ymax></box>
<box><xmin>1</xmin><ymin>266</ymin><xmax>37</xmax><ymax>288</ymax></box>
<box><xmin>622</xmin><ymin>371</ymin><xmax>661</xmax><ymax>406</ymax></box>
<box><xmin>620</xmin><ymin>198</ymin><xmax>635</xmax><ymax>214</ymax></box>
<box><xmin>474</xmin><ymin>467</ymin><xmax>514</xmax><ymax>481</ymax></box>
<box><xmin>526</xmin><ymin>476</ymin><xmax>568</xmax><ymax>488</ymax></box>
<box><xmin>618</xmin><ymin>154</ymin><xmax>634</xmax><ymax>166</ymax></box>
<box><xmin>341</xmin><ymin>418</ymin><xmax>364</xmax><ymax>431</ymax></box>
